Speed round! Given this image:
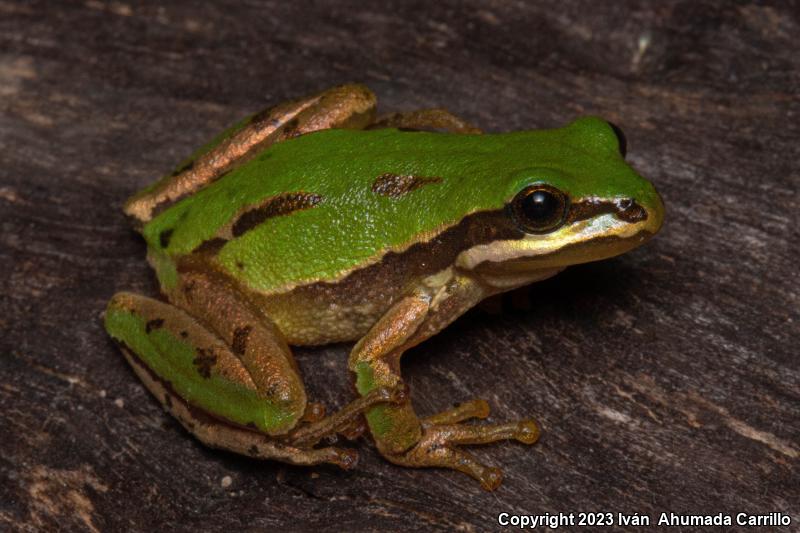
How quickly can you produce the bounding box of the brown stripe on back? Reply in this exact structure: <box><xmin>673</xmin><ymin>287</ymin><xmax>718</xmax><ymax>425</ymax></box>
<box><xmin>372</xmin><ymin>173</ymin><xmax>443</xmax><ymax>198</ymax></box>
<box><xmin>231</xmin><ymin>192</ymin><xmax>323</xmax><ymax>237</ymax></box>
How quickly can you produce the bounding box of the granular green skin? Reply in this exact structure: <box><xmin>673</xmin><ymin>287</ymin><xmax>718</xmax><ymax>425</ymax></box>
<box><xmin>141</xmin><ymin>117</ymin><xmax>659</xmax><ymax>293</ymax></box>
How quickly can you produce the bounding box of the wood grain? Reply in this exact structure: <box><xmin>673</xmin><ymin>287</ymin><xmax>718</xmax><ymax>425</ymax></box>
<box><xmin>1</xmin><ymin>1</ymin><xmax>797</xmax><ymax>531</ymax></box>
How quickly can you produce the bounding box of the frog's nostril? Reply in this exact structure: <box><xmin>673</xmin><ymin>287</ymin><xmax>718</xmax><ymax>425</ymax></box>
<box><xmin>614</xmin><ymin>198</ymin><xmax>647</xmax><ymax>223</ymax></box>
<box><xmin>607</xmin><ymin>122</ymin><xmax>627</xmax><ymax>158</ymax></box>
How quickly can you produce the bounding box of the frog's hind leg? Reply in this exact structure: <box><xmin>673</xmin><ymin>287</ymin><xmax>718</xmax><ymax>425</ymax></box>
<box><xmin>370</xmin><ymin>109</ymin><xmax>481</xmax><ymax>133</ymax></box>
<box><xmin>124</xmin><ymin>84</ymin><xmax>377</xmax><ymax>223</ymax></box>
<box><xmin>105</xmin><ymin>289</ymin><xmax>397</xmax><ymax>469</ymax></box>
<box><xmin>106</xmin><ymin>292</ymin><xmax>353</xmax><ymax>468</ymax></box>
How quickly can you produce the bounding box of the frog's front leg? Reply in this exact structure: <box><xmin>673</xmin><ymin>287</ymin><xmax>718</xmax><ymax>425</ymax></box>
<box><xmin>349</xmin><ymin>271</ymin><xmax>539</xmax><ymax>490</ymax></box>
<box><xmin>124</xmin><ymin>83</ymin><xmax>377</xmax><ymax>223</ymax></box>
<box><xmin>105</xmin><ymin>271</ymin><xmax>399</xmax><ymax>468</ymax></box>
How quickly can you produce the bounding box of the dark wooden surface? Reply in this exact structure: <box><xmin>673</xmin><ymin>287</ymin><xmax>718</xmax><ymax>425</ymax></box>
<box><xmin>2</xmin><ymin>1</ymin><xmax>798</xmax><ymax>531</ymax></box>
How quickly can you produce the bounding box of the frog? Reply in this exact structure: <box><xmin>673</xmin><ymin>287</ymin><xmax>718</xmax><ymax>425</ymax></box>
<box><xmin>104</xmin><ymin>83</ymin><xmax>664</xmax><ymax>490</ymax></box>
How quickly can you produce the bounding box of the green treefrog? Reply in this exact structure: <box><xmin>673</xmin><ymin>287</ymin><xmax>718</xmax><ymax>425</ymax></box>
<box><xmin>105</xmin><ymin>84</ymin><xmax>664</xmax><ymax>490</ymax></box>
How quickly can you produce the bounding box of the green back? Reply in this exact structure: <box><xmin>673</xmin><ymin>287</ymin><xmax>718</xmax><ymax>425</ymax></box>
<box><xmin>142</xmin><ymin>117</ymin><xmax>655</xmax><ymax>292</ymax></box>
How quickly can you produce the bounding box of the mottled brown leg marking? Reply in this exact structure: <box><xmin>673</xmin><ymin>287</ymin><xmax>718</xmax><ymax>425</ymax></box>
<box><xmin>145</xmin><ymin>318</ymin><xmax>165</xmax><ymax>334</ymax></box>
<box><xmin>193</xmin><ymin>348</ymin><xmax>217</xmax><ymax>378</ymax></box>
<box><xmin>182</xmin><ymin>280</ymin><xmax>196</xmax><ymax>302</ymax></box>
<box><xmin>232</xmin><ymin>325</ymin><xmax>252</xmax><ymax>356</ymax></box>
<box><xmin>282</xmin><ymin>118</ymin><xmax>300</xmax><ymax>138</ymax></box>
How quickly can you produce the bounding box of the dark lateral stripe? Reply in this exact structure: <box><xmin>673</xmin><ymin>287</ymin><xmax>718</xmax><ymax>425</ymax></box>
<box><xmin>291</xmin><ymin>208</ymin><xmax>523</xmax><ymax>296</ymax></box>
<box><xmin>231</xmin><ymin>192</ymin><xmax>323</xmax><ymax>237</ymax></box>
<box><xmin>566</xmin><ymin>197</ymin><xmax>647</xmax><ymax>225</ymax></box>
<box><xmin>372</xmin><ymin>173</ymin><xmax>443</xmax><ymax>198</ymax></box>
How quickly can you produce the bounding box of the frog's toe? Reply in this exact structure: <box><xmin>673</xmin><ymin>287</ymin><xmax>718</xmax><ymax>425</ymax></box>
<box><xmin>481</xmin><ymin>467</ymin><xmax>504</xmax><ymax>492</ymax></box>
<box><xmin>514</xmin><ymin>419</ymin><xmax>541</xmax><ymax>445</ymax></box>
<box><xmin>422</xmin><ymin>398</ymin><xmax>491</xmax><ymax>426</ymax></box>
<box><xmin>328</xmin><ymin>447</ymin><xmax>359</xmax><ymax>470</ymax></box>
<box><xmin>249</xmin><ymin>444</ymin><xmax>358</xmax><ymax>470</ymax></box>
<box><xmin>423</xmin><ymin>417</ymin><xmax>540</xmax><ymax>447</ymax></box>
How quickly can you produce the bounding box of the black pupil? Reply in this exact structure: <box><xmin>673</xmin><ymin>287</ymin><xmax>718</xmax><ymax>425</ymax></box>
<box><xmin>522</xmin><ymin>190</ymin><xmax>559</xmax><ymax>222</ymax></box>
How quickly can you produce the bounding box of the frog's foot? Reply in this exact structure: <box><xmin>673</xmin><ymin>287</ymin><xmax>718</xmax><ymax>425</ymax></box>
<box><xmin>370</xmin><ymin>108</ymin><xmax>482</xmax><ymax>133</ymax></box>
<box><xmin>387</xmin><ymin>413</ymin><xmax>540</xmax><ymax>491</ymax></box>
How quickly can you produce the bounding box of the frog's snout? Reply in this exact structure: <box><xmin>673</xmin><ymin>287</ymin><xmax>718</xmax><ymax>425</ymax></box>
<box><xmin>641</xmin><ymin>188</ymin><xmax>665</xmax><ymax>237</ymax></box>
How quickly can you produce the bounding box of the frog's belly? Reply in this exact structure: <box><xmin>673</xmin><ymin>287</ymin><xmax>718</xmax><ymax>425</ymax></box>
<box><xmin>254</xmin><ymin>281</ymin><xmax>400</xmax><ymax>346</ymax></box>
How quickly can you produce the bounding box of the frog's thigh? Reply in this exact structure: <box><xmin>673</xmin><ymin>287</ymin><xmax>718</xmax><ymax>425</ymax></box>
<box><xmin>125</xmin><ymin>83</ymin><xmax>377</xmax><ymax>222</ymax></box>
<box><xmin>370</xmin><ymin>108</ymin><xmax>482</xmax><ymax>133</ymax></box>
<box><xmin>105</xmin><ymin>292</ymin><xmax>304</xmax><ymax>434</ymax></box>
<box><xmin>166</xmin><ymin>267</ymin><xmax>309</xmax><ymax>432</ymax></box>
<box><xmin>106</xmin><ymin>292</ymin><xmax>360</xmax><ymax>468</ymax></box>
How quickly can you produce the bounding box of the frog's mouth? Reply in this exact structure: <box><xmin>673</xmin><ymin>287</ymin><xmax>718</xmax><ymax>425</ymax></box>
<box><xmin>457</xmin><ymin>196</ymin><xmax>663</xmax><ymax>289</ymax></box>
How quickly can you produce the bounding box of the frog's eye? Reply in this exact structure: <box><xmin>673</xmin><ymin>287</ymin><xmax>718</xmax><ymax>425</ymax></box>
<box><xmin>608</xmin><ymin>121</ymin><xmax>627</xmax><ymax>158</ymax></box>
<box><xmin>509</xmin><ymin>185</ymin><xmax>568</xmax><ymax>234</ymax></box>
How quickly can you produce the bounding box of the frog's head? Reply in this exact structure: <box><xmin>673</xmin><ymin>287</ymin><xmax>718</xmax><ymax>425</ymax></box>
<box><xmin>457</xmin><ymin>116</ymin><xmax>664</xmax><ymax>289</ymax></box>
